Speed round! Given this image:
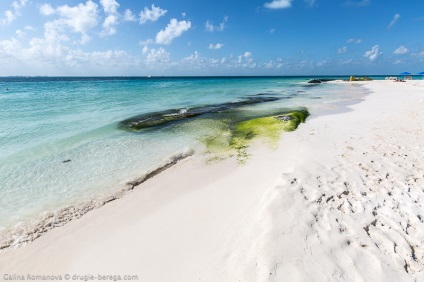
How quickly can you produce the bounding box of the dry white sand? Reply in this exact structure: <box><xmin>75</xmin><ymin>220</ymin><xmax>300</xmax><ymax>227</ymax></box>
<box><xmin>1</xmin><ymin>80</ymin><xmax>424</xmax><ymax>282</ymax></box>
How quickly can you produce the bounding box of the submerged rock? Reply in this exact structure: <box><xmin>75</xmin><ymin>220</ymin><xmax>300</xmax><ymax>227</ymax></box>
<box><xmin>307</xmin><ymin>78</ymin><xmax>336</xmax><ymax>84</ymax></box>
<box><xmin>118</xmin><ymin>96</ymin><xmax>280</xmax><ymax>130</ymax></box>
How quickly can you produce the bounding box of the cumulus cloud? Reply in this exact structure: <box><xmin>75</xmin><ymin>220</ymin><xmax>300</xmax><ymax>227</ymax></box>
<box><xmin>238</xmin><ymin>52</ymin><xmax>253</xmax><ymax>64</ymax></box>
<box><xmin>15</xmin><ymin>29</ymin><xmax>25</xmax><ymax>38</ymax></box>
<box><xmin>100</xmin><ymin>0</ymin><xmax>120</xmax><ymax>36</ymax></box>
<box><xmin>145</xmin><ymin>47</ymin><xmax>171</xmax><ymax>66</ymax></box>
<box><xmin>155</xmin><ymin>19</ymin><xmax>191</xmax><ymax>44</ymax></box>
<box><xmin>0</xmin><ymin>32</ymin><xmax>138</xmax><ymax>75</ymax></box>
<box><xmin>347</xmin><ymin>38</ymin><xmax>362</xmax><ymax>44</ymax></box>
<box><xmin>40</xmin><ymin>3</ymin><xmax>55</xmax><ymax>16</ymax></box>
<box><xmin>140</xmin><ymin>5</ymin><xmax>167</xmax><ymax>24</ymax></box>
<box><xmin>101</xmin><ymin>14</ymin><xmax>119</xmax><ymax>36</ymax></box>
<box><xmin>55</xmin><ymin>0</ymin><xmax>99</xmax><ymax>43</ymax></box>
<box><xmin>33</xmin><ymin>1</ymin><xmax>99</xmax><ymax>47</ymax></box>
<box><xmin>1</xmin><ymin>0</ymin><xmax>28</xmax><ymax>25</ymax></box>
<box><xmin>388</xmin><ymin>13</ymin><xmax>400</xmax><ymax>30</ymax></box>
<box><xmin>338</xmin><ymin>46</ymin><xmax>347</xmax><ymax>54</ymax></box>
<box><xmin>393</xmin><ymin>45</ymin><xmax>409</xmax><ymax>55</ymax></box>
<box><xmin>123</xmin><ymin>9</ymin><xmax>136</xmax><ymax>22</ymax></box>
<box><xmin>100</xmin><ymin>0</ymin><xmax>119</xmax><ymax>14</ymax></box>
<box><xmin>208</xmin><ymin>43</ymin><xmax>223</xmax><ymax>50</ymax></box>
<box><xmin>264</xmin><ymin>0</ymin><xmax>292</xmax><ymax>9</ymax></box>
<box><xmin>205</xmin><ymin>16</ymin><xmax>228</xmax><ymax>32</ymax></box>
<box><xmin>363</xmin><ymin>45</ymin><xmax>382</xmax><ymax>61</ymax></box>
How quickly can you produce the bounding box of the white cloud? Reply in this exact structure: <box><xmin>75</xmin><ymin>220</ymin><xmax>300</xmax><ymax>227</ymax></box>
<box><xmin>264</xmin><ymin>58</ymin><xmax>285</xmax><ymax>69</ymax></box>
<box><xmin>16</xmin><ymin>29</ymin><xmax>26</xmax><ymax>38</ymax></box>
<box><xmin>100</xmin><ymin>0</ymin><xmax>119</xmax><ymax>14</ymax></box>
<box><xmin>338</xmin><ymin>46</ymin><xmax>347</xmax><ymax>54</ymax></box>
<box><xmin>363</xmin><ymin>45</ymin><xmax>382</xmax><ymax>62</ymax></box>
<box><xmin>100</xmin><ymin>0</ymin><xmax>120</xmax><ymax>36</ymax></box>
<box><xmin>205</xmin><ymin>21</ymin><xmax>214</xmax><ymax>32</ymax></box>
<box><xmin>40</xmin><ymin>3</ymin><xmax>55</xmax><ymax>16</ymax></box>
<box><xmin>270</xmin><ymin>28</ymin><xmax>276</xmax><ymax>33</ymax></box>
<box><xmin>264</xmin><ymin>0</ymin><xmax>292</xmax><ymax>9</ymax></box>
<box><xmin>142</xmin><ymin>46</ymin><xmax>149</xmax><ymax>55</ymax></box>
<box><xmin>140</xmin><ymin>5</ymin><xmax>167</xmax><ymax>24</ymax></box>
<box><xmin>145</xmin><ymin>47</ymin><xmax>171</xmax><ymax>66</ymax></box>
<box><xmin>123</xmin><ymin>9</ymin><xmax>136</xmax><ymax>22</ymax></box>
<box><xmin>209</xmin><ymin>43</ymin><xmax>224</xmax><ymax>50</ymax></box>
<box><xmin>393</xmin><ymin>45</ymin><xmax>409</xmax><ymax>55</ymax></box>
<box><xmin>0</xmin><ymin>38</ymin><xmax>21</xmax><ymax>55</ymax></box>
<box><xmin>155</xmin><ymin>19</ymin><xmax>191</xmax><ymax>44</ymax></box>
<box><xmin>0</xmin><ymin>33</ymin><xmax>138</xmax><ymax>75</ymax></box>
<box><xmin>184</xmin><ymin>51</ymin><xmax>200</xmax><ymax>62</ymax></box>
<box><xmin>102</xmin><ymin>15</ymin><xmax>119</xmax><ymax>36</ymax></box>
<box><xmin>238</xmin><ymin>52</ymin><xmax>253</xmax><ymax>65</ymax></box>
<box><xmin>388</xmin><ymin>13</ymin><xmax>400</xmax><ymax>30</ymax></box>
<box><xmin>55</xmin><ymin>0</ymin><xmax>99</xmax><ymax>44</ymax></box>
<box><xmin>1</xmin><ymin>0</ymin><xmax>28</xmax><ymax>25</ymax></box>
<box><xmin>347</xmin><ymin>38</ymin><xmax>362</xmax><ymax>44</ymax></box>
<box><xmin>205</xmin><ymin>16</ymin><xmax>228</xmax><ymax>32</ymax></box>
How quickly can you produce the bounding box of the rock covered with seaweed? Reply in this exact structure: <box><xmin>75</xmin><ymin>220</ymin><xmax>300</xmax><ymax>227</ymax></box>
<box><xmin>118</xmin><ymin>96</ymin><xmax>281</xmax><ymax>131</ymax></box>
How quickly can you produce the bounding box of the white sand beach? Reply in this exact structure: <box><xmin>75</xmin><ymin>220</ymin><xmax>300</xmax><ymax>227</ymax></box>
<box><xmin>1</xmin><ymin>80</ymin><xmax>424</xmax><ymax>282</ymax></box>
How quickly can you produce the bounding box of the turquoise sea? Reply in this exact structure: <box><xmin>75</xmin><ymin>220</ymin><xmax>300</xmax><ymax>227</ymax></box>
<box><xmin>0</xmin><ymin>76</ymin><xmax>373</xmax><ymax>232</ymax></box>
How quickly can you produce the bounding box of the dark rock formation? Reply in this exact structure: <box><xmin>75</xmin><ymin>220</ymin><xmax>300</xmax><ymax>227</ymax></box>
<box><xmin>118</xmin><ymin>96</ymin><xmax>281</xmax><ymax>130</ymax></box>
<box><xmin>307</xmin><ymin>78</ymin><xmax>336</xmax><ymax>84</ymax></box>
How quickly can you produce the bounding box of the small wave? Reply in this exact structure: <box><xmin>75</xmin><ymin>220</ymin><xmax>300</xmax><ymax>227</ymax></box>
<box><xmin>0</xmin><ymin>147</ymin><xmax>194</xmax><ymax>252</ymax></box>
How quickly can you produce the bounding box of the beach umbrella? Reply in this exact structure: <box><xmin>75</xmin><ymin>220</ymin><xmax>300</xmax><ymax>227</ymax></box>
<box><xmin>400</xmin><ymin>71</ymin><xmax>411</xmax><ymax>80</ymax></box>
<box><xmin>417</xmin><ymin>71</ymin><xmax>424</xmax><ymax>75</ymax></box>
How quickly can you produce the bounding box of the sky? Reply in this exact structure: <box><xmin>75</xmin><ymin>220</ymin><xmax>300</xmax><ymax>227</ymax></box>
<box><xmin>0</xmin><ymin>0</ymin><xmax>423</xmax><ymax>76</ymax></box>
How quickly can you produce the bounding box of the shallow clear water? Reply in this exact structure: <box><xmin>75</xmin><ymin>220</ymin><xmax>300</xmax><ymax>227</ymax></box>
<box><xmin>0</xmin><ymin>76</ymin><xmax>370</xmax><ymax>228</ymax></box>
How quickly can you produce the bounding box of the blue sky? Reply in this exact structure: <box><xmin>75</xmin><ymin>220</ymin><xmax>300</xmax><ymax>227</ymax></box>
<box><xmin>0</xmin><ymin>0</ymin><xmax>423</xmax><ymax>76</ymax></box>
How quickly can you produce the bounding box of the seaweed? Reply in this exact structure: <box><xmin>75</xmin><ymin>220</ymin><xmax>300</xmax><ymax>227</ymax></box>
<box><xmin>203</xmin><ymin>109</ymin><xmax>309</xmax><ymax>164</ymax></box>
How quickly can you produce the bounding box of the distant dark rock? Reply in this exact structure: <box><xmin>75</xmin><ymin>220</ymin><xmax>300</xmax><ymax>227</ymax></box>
<box><xmin>62</xmin><ymin>159</ymin><xmax>71</xmax><ymax>163</ymax></box>
<box><xmin>307</xmin><ymin>78</ymin><xmax>336</xmax><ymax>84</ymax></box>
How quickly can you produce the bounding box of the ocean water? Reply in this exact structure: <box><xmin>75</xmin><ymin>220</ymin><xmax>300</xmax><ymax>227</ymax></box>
<box><xmin>0</xmin><ymin>76</ymin><xmax>370</xmax><ymax>230</ymax></box>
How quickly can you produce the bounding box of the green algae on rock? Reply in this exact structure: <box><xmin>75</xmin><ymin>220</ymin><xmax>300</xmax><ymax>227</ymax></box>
<box><xmin>229</xmin><ymin>109</ymin><xmax>309</xmax><ymax>163</ymax></box>
<box><xmin>202</xmin><ymin>109</ymin><xmax>309</xmax><ymax>164</ymax></box>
